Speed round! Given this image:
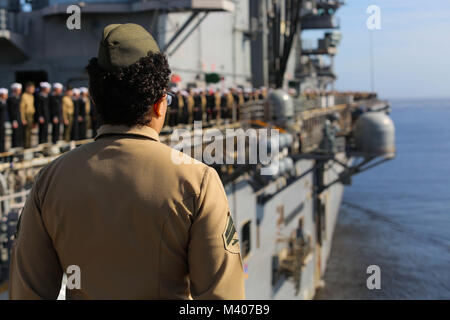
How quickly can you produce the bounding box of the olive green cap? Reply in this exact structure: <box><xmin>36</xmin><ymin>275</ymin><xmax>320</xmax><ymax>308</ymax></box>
<box><xmin>97</xmin><ymin>23</ymin><xmax>160</xmax><ymax>71</ymax></box>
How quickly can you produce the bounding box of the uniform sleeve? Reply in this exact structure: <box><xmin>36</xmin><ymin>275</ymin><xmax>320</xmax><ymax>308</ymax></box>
<box><xmin>9</xmin><ymin>176</ymin><xmax>63</xmax><ymax>300</ymax></box>
<box><xmin>188</xmin><ymin>167</ymin><xmax>245</xmax><ymax>300</ymax></box>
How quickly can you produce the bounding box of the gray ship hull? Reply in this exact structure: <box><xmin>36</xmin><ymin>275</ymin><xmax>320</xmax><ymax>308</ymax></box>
<box><xmin>226</xmin><ymin>154</ymin><xmax>348</xmax><ymax>299</ymax></box>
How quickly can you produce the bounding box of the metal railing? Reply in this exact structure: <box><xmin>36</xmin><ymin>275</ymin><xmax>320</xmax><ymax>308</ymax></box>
<box><xmin>0</xmin><ymin>189</ymin><xmax>29</xmax><ymax>214</ymax></box>
<box><xmin>298</xmin><ymin>103</ymin><xmax>352</xmax><ymax>153</ymax></box>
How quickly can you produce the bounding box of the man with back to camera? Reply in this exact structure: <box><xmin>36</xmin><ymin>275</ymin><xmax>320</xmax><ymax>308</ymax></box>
<box><xmin>9</xmin><ymin>23</ymin><xmax>245</xmax><ymax>300</ymax></box>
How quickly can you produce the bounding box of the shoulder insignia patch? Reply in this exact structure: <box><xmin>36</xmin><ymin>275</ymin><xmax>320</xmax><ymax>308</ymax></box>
<box><xmin>222</xmin><ymin>212</ymin><xmax>240</xmax><ymax>254</ymax></box>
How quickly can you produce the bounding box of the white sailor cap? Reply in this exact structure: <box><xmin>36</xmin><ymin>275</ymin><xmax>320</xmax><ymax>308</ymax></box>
<box><xmin>11</xmin><ymin>83</ymin><xmax>22</xmax><ymax>90</ymax></box>
<box><xmin>80</xmin><ymin>87</ymin><xmax>89</xmax><ymax>94</ymax></box>
<box><xmin>40</xmin><ymin>82</ymin><xmax>51</xmax><ymax>89</ymax></box>
<box><xmin>53</xmin><ymin>83</ymin><xmax>63</xmax><ymax>90</ymax></box>
<box><xmin>181</xmin><ymin>90</ymin><xmax>188</xmax><ymax>96</ymax></box>
<box><xmin>0</xmin><ymin>88</ymin><xmax>8</xmax><ymax>95</ymax></box>
<box><xmin>171</xmin><ymin>87</ymin><xmax>179</xmax><ymax>93</ymax></box>
<box><xmin>72</xmin><ymin>88</ymin><xmax>81</xmax><ymax>95</ymax></box>
<box><xmin>244</xmin><ymin>88</ymin><xmax>251</xmax><ymax>93</ymax></box>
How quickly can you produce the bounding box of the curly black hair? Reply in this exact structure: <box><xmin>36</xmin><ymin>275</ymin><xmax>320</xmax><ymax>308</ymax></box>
<box><xmin>86</xmin><ymin>51</ymin><xmax>171</xmax><ymax>126</ymax></box>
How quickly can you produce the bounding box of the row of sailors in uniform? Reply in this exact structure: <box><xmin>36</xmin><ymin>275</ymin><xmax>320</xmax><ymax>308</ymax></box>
<box><xmin>165</xmin><ymin>86</ymin><xmax>267</xmax><ymax>127</ymax></box>
<box><xmin>0</xmin><ymin>82</ymin><xmax>98</xmax><ymax>153</ymax></box>
<box><xmin>0</xmin><ymin>83</ymin><xmax>267</xmax><ymax>152</ymax></box>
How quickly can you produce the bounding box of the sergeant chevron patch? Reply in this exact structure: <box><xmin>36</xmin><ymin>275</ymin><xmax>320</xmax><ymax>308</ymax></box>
<box><xmin>223</xmin><ymin>212</ymin><xmax>240</xmax><ymax>254</ymax></box>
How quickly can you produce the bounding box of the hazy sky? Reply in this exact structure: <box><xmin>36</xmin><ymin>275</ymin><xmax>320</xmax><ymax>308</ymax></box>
<box><xmin>311</xmin><ymin>0</ymin><xmax>450</xmax><ymax>99</ymax></box>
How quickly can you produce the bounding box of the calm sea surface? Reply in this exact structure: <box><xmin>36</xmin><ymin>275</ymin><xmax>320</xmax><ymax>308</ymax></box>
<box><xmin>315</xmin><ymin>99</ymin><xmax>450</xmax><ymax>299</ymax></box>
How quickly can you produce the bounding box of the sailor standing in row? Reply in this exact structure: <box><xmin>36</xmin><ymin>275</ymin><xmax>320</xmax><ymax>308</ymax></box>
<box><xmin>243</xmin><ymin>88</ymin><xmax>251</xmax><ymax>102</ymax></box>
<box><xmin>62</xmin><ymin>86</ymin><xmax>74</xmax><ymax>142</ymax></box>
<box><xmin>7</xmin><ymin>83</ymin><xmax>23</xmax><ymax>148</ymax></box>
<box><xmin>179</xmin><ymin>90</ymin><xmax>189</xmax><ymax>124</ymax></box>
<box><xmin>230</xmin><ymin>87</ymin><xmax>243</xmax><ymax>121</ymax></box>
<box><xmin>200</xmin><ymin>88</ymin><xmax>207</xmax><ymax>122</ymax></box>
<box><xmin>50</xmin><ymin>83</ymin><xmax>63</xmax><ymax>143</ymax></box>
<box><xmin>193</xmin><ymin>89</ymin><xmax>203</xmax><ymax>122</ymax></box>
<box><xmin>20</xmin><ymin>82</ymin><xmax>36</xmax><ymax>148</ymax></box>
<box><xmin>186</xmin><ymin>89</ymin><xmax>194</xmax><ymax>124</ymax></box>
<box><xmin>175</xmin><ymin>89</ymin><xmax>185</xmax><ymax>125</ymax></box>
<box><xmin>80</xmin><ymin>87</ymin><xmax>90</xmax><ymax>139</ymax></box>
<box><xmin>71</xmin><ymin>88</ymin><xmax>81</xmax><ymax>141</ymax></box>
<box><xmin>35</xmin><ymin>82</ymin><xmax>51</xmax><ymax>144</ymax></box>
<box><xmin>0</xmin><ymin>88</ymin><xmax>8</xmax><ymax>152</ymax></box>
<box><xmin>206</xmin><ymin>88</ymin><xmax>215</xmax><ymax>122</ymax></box>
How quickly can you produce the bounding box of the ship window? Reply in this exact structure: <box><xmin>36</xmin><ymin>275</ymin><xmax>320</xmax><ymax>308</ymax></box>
<box><xmin>241</xmin><ymin>220</ymin><xmax>251</xmax><ymax>259</ymax></box>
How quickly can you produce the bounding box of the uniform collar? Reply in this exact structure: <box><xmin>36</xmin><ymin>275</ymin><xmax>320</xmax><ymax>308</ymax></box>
<box><xmin>95</xmin><ymin>124</ymin><xmax>160</xmax><ymax>142</ymax></box>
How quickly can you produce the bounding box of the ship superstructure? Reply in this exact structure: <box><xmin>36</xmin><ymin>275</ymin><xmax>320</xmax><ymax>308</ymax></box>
<box><xmin>1</xmin><ymin>0</ymin><xmax>342</xmax><ymax>90</ymax></box>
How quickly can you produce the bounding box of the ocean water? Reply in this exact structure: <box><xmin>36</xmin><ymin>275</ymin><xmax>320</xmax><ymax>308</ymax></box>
<box><xmin>316</xmin><ymin>99</ymin><xmax>450</xmax><ymax>299</ymax></box>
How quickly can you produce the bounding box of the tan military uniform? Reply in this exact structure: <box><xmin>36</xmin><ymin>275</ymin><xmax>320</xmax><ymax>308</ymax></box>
<box><xmin>261</xmin><ymin>91</ymin><xmax>267</xmax><ymax>99</ymax></box>
<box><xmin>9</xmin><ymin>125</ymin><xmax>245</xmax><ymax>300</ymax></box>
<box><xmin>84</xmin><ymin>97</ymin><xmax>91</xmax><ymax>132</ymax></box>
<box><xmin>201</xmin><ymin>94</ymin><xmax>207</xmax><ymax>122</ymax></box>
<box><xmin>62</xmin><ymin>95</ymin><xmax>74</xmax><ymax>141</ymax></box>
<box><xmin>19</xmin><ymin>92</ymin><xmax>35</xmax><ymax>148</ymax></box>
<box><xmin>226</xmin><ymin>93</ymin><xmax>234</xmax><ymax>108</ymax></box>
<box><xmin>187</xmin><ymin>95</ymin><xmax>194</xmax><ymax>124</ymax></box>
<box><xmin>177</xmin><ymin>93</ymin><xmax>184</xmax><ymax>123</ymax></box>
<box><xmin>226</xmin><ymin>93</ymin><xmax>234</xmax><ymax>119</ymax></box>
<box><xmin>214</xmin><ymin>92</ymin><xmax>221</xmax><ymax>119</ymax></box>
<box><xmin>238</xmin><ymin>92</ymin><xmax>244</xmax><ymax>106</ymax></box>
